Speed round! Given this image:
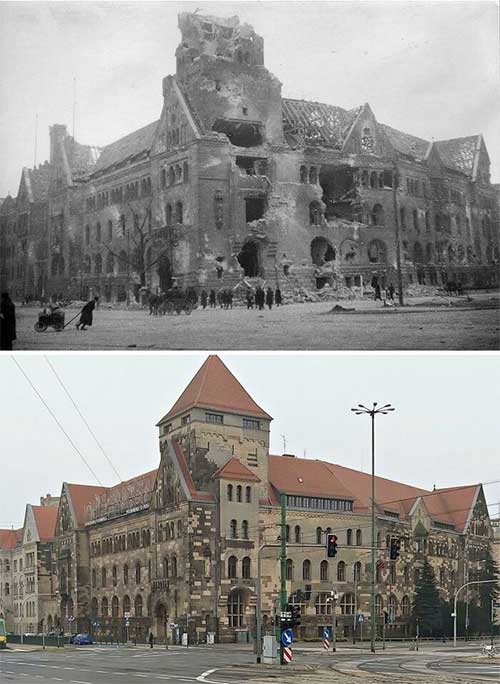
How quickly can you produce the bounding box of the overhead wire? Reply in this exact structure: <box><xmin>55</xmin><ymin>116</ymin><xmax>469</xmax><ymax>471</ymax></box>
<box><xmin>44</xmin><ymin>356</ymin><xmax>123</xmax><ymax>483</ymax></box>
<box><xmin>11</xmin><ymin>356</ymin><xmax>103</xmax><ymax>486</ymax></box>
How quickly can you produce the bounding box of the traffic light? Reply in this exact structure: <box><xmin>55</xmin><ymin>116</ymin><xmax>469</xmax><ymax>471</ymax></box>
<box><xmin>389</xmin><ymin>537</ymin><xmax>401</xmax><ymax>560</ymax></box>
<box><xmin>326</xmin><ymin>534</ymin><xmax>338</xmax><ymax>558</ymax></box>
<box><xmin>291</xmin><ymin>605</ymin><xmax>301</xmax><ymax>627</ymax></box>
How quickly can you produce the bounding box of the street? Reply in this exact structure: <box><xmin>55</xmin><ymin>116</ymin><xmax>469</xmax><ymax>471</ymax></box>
<box><xmin>12</xmin><ymin>294</ymin><xmax>500</xmax><ymax>350</ymax></box>
<box><xmin>1</xmin><ymin>642</ymin><xmax>499</xmax><ymax>684</ymax></box>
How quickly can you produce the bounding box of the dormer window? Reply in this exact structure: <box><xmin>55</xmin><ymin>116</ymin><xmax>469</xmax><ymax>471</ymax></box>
<box><xmin>206</xmin><ymin>412</ymin><xmax>223</xmax><ymax>424</ymax></box>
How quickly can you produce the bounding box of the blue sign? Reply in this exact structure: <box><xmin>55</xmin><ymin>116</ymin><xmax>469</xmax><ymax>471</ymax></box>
<box><xmin>323</xmin><ymin>627</ymin><xmax>330</xmax><ymax>639</ymax></box>
<box><xmin>281</xmin><ymin>628</ymin><xmax>293</xmax><ymax>646</ymax></box>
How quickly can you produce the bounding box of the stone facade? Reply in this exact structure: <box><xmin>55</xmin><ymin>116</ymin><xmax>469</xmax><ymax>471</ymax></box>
<box><xmin>1</xmin><ymin>12</ymin><xmax>499</xmax><ymax>302</ymax></box>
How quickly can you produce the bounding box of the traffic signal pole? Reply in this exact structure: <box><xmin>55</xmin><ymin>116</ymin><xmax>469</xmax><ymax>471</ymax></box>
<box><xmin>279</xmin><ymin>493</ymin><xmax>287</xmax><ymax>664</ymax></box>
<box><xmin>370</xmin><ymin>411</ymin><xmax>376</xmax><ymax>654</ymax></box>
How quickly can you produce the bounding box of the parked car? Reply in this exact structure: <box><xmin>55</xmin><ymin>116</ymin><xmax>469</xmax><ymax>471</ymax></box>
<box><xmin>72</xmin><ymin>633</ymin><xmax>93</xmax><ymax>645</ymax></box>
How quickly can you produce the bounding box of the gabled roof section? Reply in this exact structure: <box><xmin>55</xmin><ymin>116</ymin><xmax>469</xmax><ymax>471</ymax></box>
<box><xmin>171</xmin><ymin>439</ymin><xmax>214</xmax><ymax>501</ymax></box>
<box><xmin>269</xmin><ymin>455</ymin><xmax>354</xmax><ymax>500</ymax></box>
<box><xmin>0</xmin><ymin>528</ymin><xmax>22</xmax><ymax>551</ymax></box>
<box><xmin>434</xmin><ymin>135</ymin><xmax>480</xmax><ymax>177</ymax></box>
<box><xmin>65</xmin><ymin>483</ymin><xmax>107</xmax><ymax>527</ymax></box>
<box><xmin>282</xmin><ymin>98</ymin><xmax>361</xmax><ymax>149</ymax></box>
<box><xmin>158</xmin><ymin>355</ymin><xmax>272</xmax><ymax>423</ymax></box>
<box><xmin>85</xmin><ymin>469</ymin><xmax>158</xmax><ymax>523</ymax></box>
<box><xmin>92</xmin><ymin>120</ymin><xmax>159</xmax><ymax>175</ymax></box>
<box><xmin>380</xmin><ymin>124</ymin><xmax>429</xmax><ymax>160</ymax></box>
<box><xmin>63</xmin><ymin>137</ymin><xmax>101</xmax><ymax>178</ymax></box>
<box><xmin>31</xmin><ymin>505</ymin><xmax>58</xmax><ymax>541</ymax></box>
<box><xmin>213</xmin><ymin>457</ymin><xmax>261</xmax><ymax>482</ymax></box>
<box><xmin>425</xmin><ymin>484</ymin><xmax>480</xmax><ymax>533</ymax></box>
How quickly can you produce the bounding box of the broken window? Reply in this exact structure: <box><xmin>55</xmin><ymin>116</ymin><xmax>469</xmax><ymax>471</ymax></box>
<box><xmin>370</xmin><ymin>171</ymin><xmax>377</xmax><ymax>188</ymax></box>
<box><xmin>238</xmin><ymin>240</ymin><xmax>260</xmax><ymax>277</ymax></box>
<box><xmin>175</xmin><ymin>201</ymin><xmax>183</xmax><ymax>224</ymax></box>
<box><xmin>309</xmin><ymin>166</ymin><xmax>318</xmax><ymax>184</ymax></box>
<box><xmin>361</xmin><ymin>127</ymin><xmax>374</xmax><ymax>152</ymax></box>
<box><xmin>414</xmin><ymin>241</ymin><xmax>424</xmax><ymax>263</ymax></box>
<box><xmin>367</xmin><ymin>239</ymin><xmax>387</xmax><ymax>263</ymax></box>
<box><xmin>309</xmin><ymin>201</ymin><xmax>322</xmax><ymax>226</ymax></box>
<box><xmin>236</xmin><ymin>156</ymin><xmax>267</xmax><ymax>176</ymax></box>
<box><xmin>311</xmin><ymin>237</ymin><xmax>335</xmax><ymax>266</ymax></box>
<box><xmin>214</xmin><ymin>191</ymin><xmax>224</xmax><ymax>229</ymax></box>
<box><xmin>400</xmin><ymin>207</ymin><xmax>406</xmax><ymax>230</ymax></box>
<box><xmin>319</xmin><ymin>165</ymin><xmax>357</xmax><ymax>221</ymax></box>
<box><xmin>413</xmin><ymin>209</ymin><xmax>419</xmax><ymax>232</ymax></box>
<box><xmin>300</xmin><ymin>165</ymin><xmax>308</xmax><ymax>183</ymax></box>
<box><xmin>361</xmin><ymin>170</ymin><xmax>368</xmax><ymax>188</ymax></box>
<box><xmin>213</xmin><ymin>118</ymin><xmax>263</xmax><ymax>147</ymax></box>
<box><xmin>245</xmin><ymin>196</ymin><xmax>266</xmax><ymax>222</ymax></box>
<box><xmin>183</xmin><ymin>162</ymin><xmax>189</xmax><ymax>182</ymax></box>
<box><xmin>383</xmin><ymin>170</ymin><xmax>393</xmax><ymax>188</ymax></box>
<box><xmin>371</xmin><ymin>204</ymin><xmax>384</xmax><ymax>226</ymax></box>
<box><xmin>166</xmin><ymin>204</ymin><xmax>172</xmax><ymax>226</ymax></box>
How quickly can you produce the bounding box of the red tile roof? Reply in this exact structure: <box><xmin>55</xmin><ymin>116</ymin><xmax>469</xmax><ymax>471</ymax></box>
<box><xmin>213</xmin><ymin>457</ymin><xmax>261</xmax><ymax>482</ymax></box>
<box><xmin>31</xmin><ymin>506</ymin><xmax>58</xmax><ymax>541</ymax></box>
<box><xmin>66</xmin><ymin>483</ymin><xmax>108</xmax><ymax>527</ymax></box>
<box><xmin>158</xmin><ymin>355</ymin><xmax>272</xmax><ymax>423</ymax></box>
<box><xmin>171</xmin><ymin>440</ymin><xmax>214</xmax><ymax>502</ymax></box>
<box><xmin>269</xmin><ymin>455</ymin><xmax>355</xmax><ymax>499</ymax></box>
<box><xmin>0</xmin><ymin>529</ymin><xmax>22</xmax><ymax>551</ymax></box>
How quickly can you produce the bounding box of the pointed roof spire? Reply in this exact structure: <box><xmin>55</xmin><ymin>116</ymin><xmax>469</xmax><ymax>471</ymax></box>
<box><xmin>158</xmin><ymin>355</ymin><xmax>272</xmax><ymax>423</ymax></box>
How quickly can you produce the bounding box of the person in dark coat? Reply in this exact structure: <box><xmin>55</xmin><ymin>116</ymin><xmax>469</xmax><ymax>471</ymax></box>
<box><xmin>0</xmin><ymin>292</ymin><xmax>16</xmax><ymax>350</ymax></box>
<box><xmin>387</xmin><ymin>283</ymin><xmax>395</xmax><ymax>301</ymax></box>
<box><xmin>209</xmin><ymin>290</ymin><xmax>216</xmax><ymax>308</ymax></box>
<box><xmin>266</xmin><ymin>287</ymin><xmax>274</xmax><ymax>310</ymax></box>
<box><xmin>255</xmin><ymin>287</ymin><xmax>264</xmax><ymax>311</ymax></box>
<box><xmin>76</xmin><ymin>296</ymin><xmax>99</xmax><ymax>330</ymax></box>
<box><xmin>246</xmin><ymin>289</ymin><xmax>254</xmax><ymax>309</ymax></box>
<box><xmin>148</xmin><ymin>631</ymin><xmax>154</xmax><ymax>649</ymax></box>
<box><xmin>275</xmin><ymin>288</ymin><xmax>282</xmax><ymax>307</ymax></box>
<box><xmin>200</xmin><ymin>290</ymin><xmax>208</xmax><ymax>309</ymax></box>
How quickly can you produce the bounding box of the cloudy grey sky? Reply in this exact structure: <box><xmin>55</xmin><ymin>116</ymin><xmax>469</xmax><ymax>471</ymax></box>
<box><xmin>0</xmin><ymin>0</ymin><xmax>499</xmax><ymax>198</ymax></box>
<box><xmin>0</xmin><ymin>353</ymin><xmax>499</xmax><ymax>527</ymax></box>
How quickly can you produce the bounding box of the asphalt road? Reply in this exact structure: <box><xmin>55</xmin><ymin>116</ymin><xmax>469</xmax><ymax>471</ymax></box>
<box><xmin>1</xmin><ymin>643</ymin><xmax>499</xmax><ymax>684</ymax></box>
<box><xmin>13</xmin><ymin>295</ymin><xmax>500</xmax><ymax>350</ymax></box>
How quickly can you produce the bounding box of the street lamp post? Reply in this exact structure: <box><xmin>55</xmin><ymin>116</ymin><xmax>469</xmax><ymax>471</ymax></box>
<box><xmin>351</xmin><ymin>402</ymin><xmax>395</xmax><ymax>654</ymax></box>
<box><xmin>453</xmin><ymin>579</ymin><xmax>496</xmax><ymax>648</ymax></box>
<box><xmin>256</xmin><ymin>540</ymin><xmax>280</xmax><ymax>663</ymax></box>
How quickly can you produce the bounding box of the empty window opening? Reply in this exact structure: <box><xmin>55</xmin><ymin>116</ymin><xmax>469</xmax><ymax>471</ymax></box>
<box><xmin>319</xmin><ymin>165</ymin><xmax>357</xmax><ymax>221</ymax></box>
<box><xmin>236</xmin><ymin>156</ymin><xmax>267</xmax><ymax>176</ymax></box>
<box><xmin>245</xmin><ymin>196</ymin><xmax>266</xmax><ymax>223</ymax></box>
<box><xmin>367</xmin><ymin>239</ymin><xmax>387</xmax><ymax>263</ymax></box>
<box><xmin>309</xmin><ymin>201</ymin><xmax>322</xmax><ymax>225</ymax></box>
<box><xmin>311</xmin><ymin>237</ymin><xmax>335</xmax><ymax>267</ymax></box>
<box><xmin>238</xmin><ymin>240</ymin><xmax>261</xmax><ymax>277</ymax></box>
<box><xmin>212</xmin><ymin>118</ymin><xmax>263</xmax><ymax>147</ymax></box>
<box><xmin>371</xmin><ymin>204</ymin><xmax>385</xmax><ymax>226</ymax></box>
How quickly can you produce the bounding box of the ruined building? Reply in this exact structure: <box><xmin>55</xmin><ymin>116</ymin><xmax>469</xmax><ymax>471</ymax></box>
<box><xmin>29</xmin><ymin>356</ymin><xmax>493</xmax><ymax>642</ymax></box>
<box><xmin>1</xmin><ymin>12</ymin><xmax>499</xmax><ymax>300</ymax></box>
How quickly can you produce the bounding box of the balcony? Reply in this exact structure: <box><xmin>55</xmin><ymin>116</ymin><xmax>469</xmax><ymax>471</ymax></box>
<box><xmin>152</xmin><ymin>579</ymin><xmax>170</xmax><ymax>593</ymax></box>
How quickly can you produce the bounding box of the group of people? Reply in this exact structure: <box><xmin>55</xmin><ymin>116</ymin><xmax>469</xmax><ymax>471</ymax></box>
<box><xmin>200</xmin><ymin>289</ymin><xmax>234</xmax><ymax>309</ymax></box>
<box><xmin>371</xmin><ymin>279</ymin><xmax>395</xmax><ymax>304</ymax></box>
<box><xmin>247</xmin><ymin>286</ymin><xmax>282</xmax><ymax>310</ymax></box>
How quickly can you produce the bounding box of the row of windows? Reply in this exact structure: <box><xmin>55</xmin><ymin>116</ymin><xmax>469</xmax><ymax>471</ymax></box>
<box><xmin>229</xmin><ymin>519</ymin><xmax>250</xmax><ymax>539</ymax></box>
<box><xmin>227</xmin><ymin>555</ymin><xmax>251</xmax><ymax>579</ymax></box>
<box><xmin>91</xmin><ymin>559</ymin><xmax>157</xmax><ymax>588</ymax></box>
<box><xmin>160</xmin><ymin>162</ymin><xmax>189</xmax><ymax>188</ymax></box>
<box><xmin>91</xmin><ymin>529</ymin><xmax>152</xmax><ymax>557</ymax></box>
<box><xmin>286</xmin><ymin>496</ymin><xmax>353</xmax><ymax>512</ymax></box>
<box><xmin>86</xmin><ymin>178</ymin><xmax>152</xmax><ymax>212</ymax></box>
<box><xmin>90</xmin><ymin>593</ymin><xmax>145</xmax><ymax>618</ymax></box>
<box><xmin>84</xmin><ymin>210</ymin><xmax>153</xmax><ymax>246</ymax></box>
<box><xmin>227</xmin><ymin>485</ymin><xmax>252</xmax><ymax>503</ymax></box>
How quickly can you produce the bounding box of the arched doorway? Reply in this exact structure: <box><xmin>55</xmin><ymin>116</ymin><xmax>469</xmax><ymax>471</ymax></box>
<box><xmin>155</xmin><ymin>602</ymin><xmax>167</xmax><ymax>643</ymax></box>
<box><xmin>310</xmin><ymin>237</ymin><xmax>335</xmax><ymax>267</ymax></box>
<box><xmin>237</xmin><ymin>240</ymin><xmax>260</xmax><ymax>277</ymax></box>
<box><xmin>158</xmin><ymin>256</ymin><xmax>172</xmax><ymax>292</ymax></box>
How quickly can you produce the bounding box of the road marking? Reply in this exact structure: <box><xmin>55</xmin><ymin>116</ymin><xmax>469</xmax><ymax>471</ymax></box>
<box><xmin>70</xmin><ymin>680</ymin><xmax>92</xmax><ymax>684</ymax></box>
<box><xmin>133</xmin><ymin>675</ymin><xmax>148</xmax><ymax>678</ymax></box>
<box><xmin>51</xmin><ymin>679</ymin><xmax>63</xmax><ymax>681</ymax></box>
<box><xmin>196</xmin><ymin>668</ymin><xmax>230</xmax><ymax>684</ymax></box>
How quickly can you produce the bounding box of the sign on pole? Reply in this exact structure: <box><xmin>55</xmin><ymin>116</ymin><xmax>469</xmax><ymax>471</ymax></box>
<box><xmin>283</xmin><ymin>646</ymin><xmax>293</xmax><ymax>663</ymax></box>
<box><xmin>281</xmin><ymin>628</ymin><xmax>293</xmax><ymax>647</ymax></box>
<box><xmin>322</xmin><ymin>627</ymin><xmax>330</xmax><ymax>649</ymax></box>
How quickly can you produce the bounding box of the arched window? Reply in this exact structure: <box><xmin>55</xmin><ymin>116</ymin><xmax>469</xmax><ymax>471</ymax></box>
<box><xmin>285</xmin><ymin>559</ymin><xmax>293</xmax><ymax>580</ymax></box>
<box><xmin>376</xmin><ymin>532</ymin><xmax>381</xmax><ymax>548</ymax></box>
<box><xmin>320</xmin><ymin>560</ymin><xmax>329</xmax><ymax>582</ymax></box>
<box><xmin>346</xmin><ymin>529</ymin><xmax>353</xmax><ymax>546</ymax></box>
<box><xmin>135</xmin><ymin>562</ymin><xmax>141</xmax><ymax>585</ymax></box>
<box><xmin>401</xmin><ymin>595</ymin><xmax>410</xmax><ymax>615</ymax></box>
<box><xmin>83</xmin><ymin>254</ymin><xmax>91</xmax><ymax>274</ymax></box>
<box><xmin>378</xmin><ymin>172</ymin><xmax>384</xmax><ymax>189</ymax></box>
<box><xmin>375</xmin><ymin>594</ymin><xmax>384</xmax><ymax>616</ymax></box>
<box><xmin>242</xmin><ymin>520</ymin><xmax>249</xmax><ymax>540</ymax></box>
<box><xmin>161</xmin><ymin>168</ymin><xmax>166</xmax><ymax>188</ymax></box>
<box><xmin>175</xmin><ymin>165</ymin><xmax>182</xmax><ymax>182</ymax></box>
<box><xmin>94</xmin><ymin>253</ymin><xmax>102</xmax><ymax>275</ymax></box>
<box><xmin>134</xmin><ymin>594</ymin><xmax>143</xmax><ymax>617</ymax></box>
<box><xmin>309</xmin><ymin>201</ymin><xmax>321</xmax><ymax>225</ymax></box>
<box><xmin>356</xmin><ymin>529</ymin><xmax>362</xmax><ymax>546</ymax></box>
<box><xmin>118</xmin><ymin>250</ymin><xmax>127</xmax><ymax>274</ymax></box>
<box><xmin>404</xmin><ymin>565</ymin><xmax>410</xmax><ymax>584</ymax></box>
<box><xmin>91</xmin><ymin>568</ymin><xmax>96</xmax><ymax>587</ymax></box>
<box><xmin>337</xmin><ymin>561</ymin><xmax>345</xmax><ymax>582</ymax></box>
<box><xmin>400</xmin><ymin>206</ymin><xmax>406</xmax><ymax>230</ymax></box>
<box><xmin>228</xmin><ymin>590</ymin><xmax>244</xmax><ymax>627</ymax></box>
<box><xmin>370</xmin><ymin>171</ymin><xmax>377</xmax><ymax>188</ymax></box>
<box><xmin>388</xmin><ymin>595</ymin><xmax>397</xmax><ymax>619</ymax></box>
<box><xmin>303</xmin><ymin>559</ymin><xmax>311</xmax><ymax>581</ymax></box>
<box><xmin>413</xmin><ymin>209</ymin><xmax>419</xmax><ymax>232</ymax></box>
<box><xmin>414</xmin><ymin>241</ymin><xmax>423</xmax><ymax>263</ymax></box>
<box><xmin>236</xmin><ymin>485</ymin><xmax>242</xmax><ymax>502</ymax></box>
<box><xmin>162</xmin><ymin>556</ymin><xmax>169</xmax><ymax>579</ymax></box>
<box><xmin>112</xmin><ymin>565</ymin><xmax>118</xmax><ymax>586</ymax></box>
<box><xmin>96</xmin><ymin>222</ymin><xmax>101</xmax><ymax>243</ymax></box>
<box><xmin>300</xmin><ymin>165</ymin><xmax>308</xmax><ymax>183</ymax></box>
<box><xmin>439</xmin><ymin>566</ymin><xmax>446</xmax><ymax>586</ymax></box>
<box><xmin>361</xmin><ymin>170</ymin><xmax>368</xmax><ymax>188</ymax></box>
<box><xmin>242</xmin><ymin>556</ymin><xmax>251</xmax><ymax>579</ymax></box>
<box><xmin>309</xmin><ymin>166</ymin><xmax>318</xmax><ymax>184</ymax></box>
<box><xmin>227</xmin><ymin>484</ymin><xmax>233</xmax><ymax>501</ymax></box>
<box><xmin>315</xmin><ymin>593</ymin><xmax>333</xmax><ymax>615</ymax></box>
<box><xmin>177</xmin><ymin>520</ymin><xmax>182</xmax><ymax>537</ymax></box>
<box><xmin>123</xmin><ymin>564</ymin><xmax>128</xmax><ymax>585</ymax></box>
<box><xmin>107</xmin><ymin>219</ymin><xmax>113</xmax><ymax>241</ymax></box>
<box><xmin>367</xmin><ymin>239</ymin><xmax>387</xmax><ymax>263</ymax></box>
<box><xmin>101</xmin><ymin>597</ymin><xmax>108</xmax><ymax>617</ymax></box>
<box><xmin>175</xmin><ymin>201</ymin><xmax>183</xmax><ymax>224</ymax></box>
<box><xmin>123</xmin><ymin>595</ymin><xmax>130</xmax><ymax>616</ymax></box>
<box><xmin>166</xmin><ymin>204</ymin><xmax>172</xmax><ymax>226</ymax></box>
<box><xmin>426</xmin><ymin>242</ymin><xmax>434</xmax><ymax>263</ymax></box>
<box><xmin>101</xmin><ymin>567</ymin><xmax>106</xmax><ymax>587</ymax></box>
<box><xmin>171</xmin><ymin>556</ymin><xmax>177</xmax><ymax>578</ymax></box>
<box><xmin>245</xmin><ymin>486</ymin><xmax>251</xmax><ymax>503</ymax></box>
<box><xmin>168</xmin><ymin>167</ymin><xmax>175</xmax><ymax>186</ymax></box>
<box><xmin>371</xmin><ymin>203</ymin><xmax>384</xmax><ymax>226</ymax></box>
<box><xmin>425</xmin><ymin>212</ymin><xmax>430</xmax><ymax>233</ymax></box>
<box><xmin>228</xmin><ymin>555</ymin><xmax>237</xmax><ymax>579</ymax></box>
<box><xmin>85</xmin><ymin>225</ymin><xmax>90</xmax><ymax>245</ymax></box>
<box><xmin>316</xmin><ymin>527</ymin><xmax>323</xmax><ymax>545</ymax></box>
<box><xmin>294</xmin><ymin>526</ymin><xmax>301</xmax><ymax>543</ymax></box>
<box><xmin>389</xmin><ymin>563</ymin><xmax>396</xmax><ymax>584</ymax></box>
<box><xmin>112</xmin><ymin>595</ymin><xmax>119</xmax><ymax>618</ymax></box>
<box><xmin>230</xmin><ymin>519</ymin><xmax>237</xmax><ymax>539</ymax></box>
<box><xmin>340</xmin><ymin>593</ymin><xmax>355</xmax><ymax>615</ymax></box>
<box><xmin>91</xmin><ymin>597</ymin><xmax>98</xmax><ymax>617</ymax></box>
<box><xmin>183</xmin><ymin>162</ymin><xmax>189</xmax><ymax>182</ymax></box>
<box><xmin>352</xmin><ymin>561</ymin><xmax>361</xmax><ymax>582</ymax></box>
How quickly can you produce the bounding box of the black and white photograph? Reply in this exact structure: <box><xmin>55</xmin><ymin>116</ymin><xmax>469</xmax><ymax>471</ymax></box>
<box><xmin>0</xmin><ymin>1</ymin><xmax>498</xmax><ymax>350</ymax></box>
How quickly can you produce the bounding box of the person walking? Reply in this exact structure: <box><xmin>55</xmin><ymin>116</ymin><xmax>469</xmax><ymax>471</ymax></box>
<box><xmin>200</xmin><ymin>289</ymin><xmax>208</xmax><ymax>309</ymax></box>
<box><xmin>0</xmin><ymin>292</ymin><xmax>16</xmax><ymax>350</ymax></box>
<box><xmin>246</xmin><ymin>289</ymin><xmax>254</xmax><ymax>309</ymax></box>
<box><xmin>275</xmin><ymin>287</ymin><xmax>282</xmax><ymax>307</ymax></box>
<box><xmin>387</xmin><ymin>283</ymin><xmax>395</xmax><ymax>301</ymax></box>
<box><xmin>209</xmin><ymin>290</ymin><xmax>216</xmax><ymax>308</ymax></box>
<box><xmin>76</xmin><ymin>296</ymin><xmax>99</xmax><ymax>330</ymax></box>
<box><xmin>266</xmin><ymin>287</ymin><xmax>274</xmax><ymax>310</ymax></box>
<box><xmin>148</xmin><ymin>631</ymin><xmax>154</xmax><ymax>649</ymax></box>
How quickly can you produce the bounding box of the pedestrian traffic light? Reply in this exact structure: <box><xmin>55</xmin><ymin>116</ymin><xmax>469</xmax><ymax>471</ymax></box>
<box><xmin>291</xmin><ymin>605</ymin><xmax>301</xmax><ymax>627</ymax></box>
<box><xmin>389</xmin><ymin>537</ymin><xmax>401</xmax><ymax>560</ymax></box>
<box><xmin>326</xmin><ymin>534</ymin><xmax>338</xmax><ymax>558</ymax></box>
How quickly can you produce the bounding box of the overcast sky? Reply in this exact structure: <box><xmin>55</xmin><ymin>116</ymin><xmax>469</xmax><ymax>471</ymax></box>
<box><xmin>0</xmin><ymin>0</ymin><xmax>499</xmax><ymax>198</ymax></box>
<box><xmin>1</xmin><ymin>353</ymin><xmax>499</xmax><ymax>527</ymax></box>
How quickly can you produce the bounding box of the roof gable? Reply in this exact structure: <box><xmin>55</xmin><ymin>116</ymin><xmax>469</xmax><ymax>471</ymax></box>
<box><xmin>282</xmin><ymin>97</ymin><xmax>361</xmax><ymax>149</ymax></box>
<box><xmin>158</xmin><ymin>355</ymin><xmax>272</xmax><ymax>423</ymax></box>
<box><xmin>92</xmin><ymin>120</ymin><xmax>159</xmax><ymax>175</ymax></box>
<box><xmin>434</xmin><ymin>135</ymin><xmax>480</xmax><ymax>177</ymax></box>
<box><xmin>65</xmin><ymin>482</ymin><xmax>107</xmax><ymax>527</ymax></box>
<box><xmin>30</xmin><ymin>505</ymin><xmax>58</xmax><ymax>541</ymax></box>
<box><xmin>151</xmin><ymin>76</ymin><xmax>201</xmax><ymax>156</ymax></box>
<box><xmin>213</xmin><ymin>456</ymin><xmax>261</xmax><ymax>482</ymax></box>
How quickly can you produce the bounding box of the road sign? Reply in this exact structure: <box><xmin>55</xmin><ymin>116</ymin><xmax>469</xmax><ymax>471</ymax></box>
<box><xmin>125</xmin><ymin>619</ymin><xmax>130</xmax><ymax>627</ymax></box>
<box><xmin>124</xmin><ymin>612</ymin><xmax>131</xmax><ymax>619</ymax></box>
<box><xmin>322</xmin><ymin>627</ymin><xmax>330</xmax><ymax>650</ymax></box>
<box><xmin>68</xmin><ymin>616</ymin><xmax>75</xmax><ymax>623</ymax></box>
<box><xmin>283</xmin><ymin>646</ymin><xmax>293</xmax><ymax>663</ymax></box>
<box><xmin>281</xmin><ymin>628</ymin><xmax>293</xmax><ymax>646</ymax></box>
<box><xmin>280</xmin><ymin>611</ymin><xmax>291</xmax><ymax>619</ymax></box>
<box><xmin>357</xmin><ymin>613</ymin><xmax>364</xmax><ymax>623</ymax></box>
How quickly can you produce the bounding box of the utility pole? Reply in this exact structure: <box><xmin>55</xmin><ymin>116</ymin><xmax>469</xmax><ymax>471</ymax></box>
<box><xmin>453</xmin><ymin>579</ymin><xmax>496</xmax><ymax>647</ymax></box>
<box><xmin>391</xmin><ymin>162</ymin><xmax>404</xmax><ymax>306</ymax></box>
<box><xmin>331</xmin><ymin>592</ymin><xmax>337</xmax><ymax>652</ymax></box>
<box><xmin>279</xmin><ymin>493</ymin><xmax>287</xmax><ymax>665</ymax></box>
<box><xmin>126</xmin><ymin>229</ymin><xmax>130</xmax><ymax>306</ymax></box>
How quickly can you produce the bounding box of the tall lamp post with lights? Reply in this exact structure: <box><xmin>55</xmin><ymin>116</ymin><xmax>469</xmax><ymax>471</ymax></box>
<box><xmin>351</xmin><ymin>402</ymin><xmax>395</xmax><ymax>653</ymax></box>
